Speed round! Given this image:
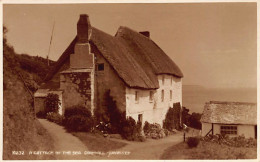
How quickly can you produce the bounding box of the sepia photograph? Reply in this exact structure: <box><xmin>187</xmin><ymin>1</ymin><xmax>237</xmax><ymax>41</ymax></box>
<box><xmin>2</xmin><ymin>2</ymin><xmax>257</xmax><ymax>160</ymax></box>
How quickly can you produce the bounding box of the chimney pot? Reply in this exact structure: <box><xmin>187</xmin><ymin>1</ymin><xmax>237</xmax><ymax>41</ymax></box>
<box><xmin>139</xmin><ymin>31</ymin><xmax>150</xmax><ymax>38</ymax></box>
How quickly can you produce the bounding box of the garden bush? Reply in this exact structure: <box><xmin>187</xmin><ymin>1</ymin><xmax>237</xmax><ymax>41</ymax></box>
<box><xmin>46</xmin><ymin>112</ymin><xmax>63</xmax><ymax>125</ymax></box>
<box><xmin>187</xmin><ymin>137</ymin><xmax>200</xmax><ymax>148</ymax></box>
<box><xmin>44</xmin><ymin>93</ymin><xmax>60</xmax><ymax>113</ymax></box>
<box><xmin>64</xmin><ymin>105</ymin><xmax>92</xmax><ymax>119</ymax></box>
<box><xmin>120</xmin><ymin>117</ymin><xmax>143</xmax><ymax>141</ymax></box>
<box><xmin>65</xmin><ymin>115</ymin><xmax>93</xmax><ymax>132</ymax></box>
<box><xmin>202</xmin><ymin>134</ymin><xmax>257</xmax><ymax>148</ymax></box>
<box><xmin>163</xmin><ymin>102</ymin><xmax>181</xmax><ymax>131</ymax></box>
<box><xmin>63</xmin><ymin>105</ymin><xmax>93</xmax><ymax>132</ymax></box>
<box><xmin>143</xmin><ymin>121</ymin><xmax>171</xmax><ymax>139</ymax></box>
<box><xmin>36</xmin><ymin>111</ymin><xmax>46</xmax><ymax>118</ymax></box>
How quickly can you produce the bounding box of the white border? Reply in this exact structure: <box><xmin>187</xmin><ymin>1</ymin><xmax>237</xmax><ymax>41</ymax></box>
<box><xmin>1</xmin><ymin>1</ymin><xmax>259</xmax><ymax>162</ymax></box>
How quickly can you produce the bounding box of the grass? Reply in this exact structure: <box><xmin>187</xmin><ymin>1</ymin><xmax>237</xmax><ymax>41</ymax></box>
<box><xmin>160</xmin><ymin>140</ymin><xmax>257</xmax><ymax>160</ymax></box>
<box><xmin>72</xmin><ymin>132</ymin><xmax>127</xmax><ymax>152</ymax></box>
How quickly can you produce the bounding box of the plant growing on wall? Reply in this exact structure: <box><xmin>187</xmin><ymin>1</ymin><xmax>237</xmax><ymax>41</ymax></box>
<box><xmin>94</xmin><ymin>90</ymin><xmax>123</xmax><ymax>132</ymax></box>
<box><xmin>44</xmin><ymin>93</ymin><xmax>61</xmax><ymax>113</ymax></box>
<box><xmin>163</xmin><ymin>102</ymin><xmax>181</xmax><ymax>131</ymax></box>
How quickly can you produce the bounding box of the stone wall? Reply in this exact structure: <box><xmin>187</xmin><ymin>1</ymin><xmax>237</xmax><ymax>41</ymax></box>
<box><xmin>34</xmin><ymin>97</ymin><xmax>45</xmax><ymax>113</ymax></box>
<box><xmin>60</xmin><ymin>71</ymin><xmax>92</xmax><ymax>113</ymax></box>
<box><xmin>92</xmin><ymin>45</ymin><xmax>126</xmax><ymax>113</ymax></box>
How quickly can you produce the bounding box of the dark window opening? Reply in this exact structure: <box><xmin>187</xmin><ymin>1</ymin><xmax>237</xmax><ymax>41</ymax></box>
<box><xmin>149</xmin><ymin>91</ymin><xmax>154</xmax><ymax>102</ymax></box>
<box><xmin>138</xmin><ymin>114</ymin><xmax>143</xmax><ymax>124</ymax></box>
<box><xmin>220</xmin><ymin>125</ymin><xmax>237</xmax><ymax>135</ymax></box>
<box><xmin>97</xmin><ymin>63</ymin><xmax>104</xmax><ymax>71</ymax></box>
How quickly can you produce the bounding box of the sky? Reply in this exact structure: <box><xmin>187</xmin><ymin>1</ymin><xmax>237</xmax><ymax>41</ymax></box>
<box><xmin>3</xmin><ymin>3</ymin><xmax>257</xmax><ymax>89</ymax></box>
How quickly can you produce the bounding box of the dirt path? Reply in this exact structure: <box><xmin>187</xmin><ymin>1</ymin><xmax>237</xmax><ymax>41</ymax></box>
<box><xmin>39</xmin><ymin>119</ymin><xmax>183</xmax><ymax>160</ymax></box>
<box><xmin>38</xmin><ymin>119</ymin><xmax>97</xmax><ymax>160</ymax></box>
<box><xmin>107</xmin><ymin>132</ymin><xmax>184</xmax><ymax>160</ymax></box>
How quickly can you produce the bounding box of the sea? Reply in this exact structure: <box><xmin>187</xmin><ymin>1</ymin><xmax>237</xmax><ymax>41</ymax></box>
<box><xmin>182</xmin><ymin>85</ymin><xmax>257</xmax><ymax>113</ymax></box>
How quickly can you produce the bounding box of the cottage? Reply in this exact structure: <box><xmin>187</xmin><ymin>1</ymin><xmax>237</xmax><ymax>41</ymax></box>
<box><xmin>201</xmin><ymin>101</ymin><xmax>257</xmax><ymax>139</ymax></box>
<box><xmin>34</xmin><ymin>14</ymin><xmax>183</xmax><ymax>126</ymax></box>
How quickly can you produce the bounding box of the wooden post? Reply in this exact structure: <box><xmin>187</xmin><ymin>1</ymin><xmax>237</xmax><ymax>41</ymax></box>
<box><xmin>212</xmin><ymin>123</ymin><xmax>214</xmax><ymax>135</ymax></box>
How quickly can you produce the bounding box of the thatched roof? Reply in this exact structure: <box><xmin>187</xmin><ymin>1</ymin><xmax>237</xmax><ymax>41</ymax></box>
<box><xmin>44</xmin><ymin>26</ymin><xmax>183</xmax><ymax>89</ymax></box>
<box><xmin>201</xmin><ymin>101</ymin><xmax>257</xmax><ymax>125</ymax></box>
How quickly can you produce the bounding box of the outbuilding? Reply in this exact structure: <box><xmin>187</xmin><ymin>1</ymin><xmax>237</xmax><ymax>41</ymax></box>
<box><xmin>201</xmin><ymin>101</ymin><xmax>257</xmax><ymax>139</ymax></box>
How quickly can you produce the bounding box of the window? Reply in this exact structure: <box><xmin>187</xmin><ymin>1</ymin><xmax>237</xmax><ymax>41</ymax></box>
<box><xmin>135</xmin><ymin>91</ymin><xmax>139</xmax><ymax>103</ymax></box>
<box><xmin>97</xmin><ymin>63</ymin><xmax>104</xmax><ymax>71</ymax></box>
<box><xmin>149</xmin><ymin>91</ymin><xmax>154</xmax><ymax>102</ymax></box>
<box><xmin>162</xmin><ymin>75</ymin><xmax>165</xmax><ymax>85</ymax></box>
<box><xmin>138</xmin><ymin>114</ymin><xmax>143</xmax><ymax>124</ymax></box>
<box><xmin>220</xmin><ymin>125</ymin><xmax>237</xmax><ymax>135</ymax></box>
<box><xmin>170</xmin><ymin>90</ymin><xmax>172</xmax><ymax>101</ymax></box>
<box><xmin>161</xmin><ymin>90</ymin><xmax>164</xmax><ymax>102</ymax></box>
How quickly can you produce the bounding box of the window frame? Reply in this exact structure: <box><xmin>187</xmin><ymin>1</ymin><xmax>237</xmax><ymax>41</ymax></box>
<box><xmin>220</xmin><ymin>125</ymin><xmax>238</xmax><ymax>135</ymax></box>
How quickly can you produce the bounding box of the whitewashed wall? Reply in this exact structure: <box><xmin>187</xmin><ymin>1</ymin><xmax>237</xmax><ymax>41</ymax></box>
<box><xmin>201</xmin><ymin>122</ymin><xmax>212</xmax><ymax>136</ymax></box>
<box><xmin>201</xmin><ymin>122</ymin><xmax>256</xmax><ymax>138</ymax></box>
<box><xmin>125</xmin><ymin>88</ymin><xmax>155</xmax><ymax>125</ymax></box>
<box><xmin>125</xmin><ymin>74</ymin><xmax>182</xmax><ymax>126</ymax></box>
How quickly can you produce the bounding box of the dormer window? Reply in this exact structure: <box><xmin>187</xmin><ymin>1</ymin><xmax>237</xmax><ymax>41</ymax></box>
<box><xmin>170</xmin><ymin>90</ymin><xmax>172</xmax><ymax>101</ymax></box>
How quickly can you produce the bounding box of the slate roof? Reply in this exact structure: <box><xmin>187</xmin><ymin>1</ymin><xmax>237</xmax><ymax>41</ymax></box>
<box><xmin>45</xmin><ymin>25</ymin><xmax>183</xmax><ymax>89</ymax></box>
<box><xmin>201</xmin><ymin>101</ymin><xmax>257</xmax><ymax>125</ymax></box>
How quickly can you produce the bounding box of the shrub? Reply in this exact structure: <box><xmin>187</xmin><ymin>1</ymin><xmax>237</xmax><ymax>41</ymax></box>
<box><xmin>202</xmin><ymin>134</ymin><xmax>257</xmax><ymax>148</ymax></box>
<box><xmin>187</xmin><ymin>137</ymin><xmax>200</xmax><ymax>148</ymax></box>
<box><xmin>163</xmin><ymin>102</ymin><xmax>181</xmax><ymax>131</ymax></box>
<box><xmin>143</xmin><ymin>121</ymin><xmax>168</xmax><ymax>139</ymax></box>
<box><xmin>46</xmin><ymin>112</ymin><xmax>63</xmax><ymax>125</ymax></box>
<box><xmin>44</xmin><ymin>93</ymin><xmax>60</xmax><ymax>113</ymax></box>
<box><xmin>64</xmin><ymin>105</ymin><xmax>92</xmax><ymax>119</ymax></box>
<box><xmin>120</xmin><ymin>117</ymin><xmax>142</xmax><ymax>141</ymax></box>
<box><xmin>36</xmin><ymin>111</ymin><xmax>46</xmax><ymax>118</ymax></box>
<box><xmin>143</xmin><ymin>121</ymin><xmax>151</xmax><ymax>135</ymax></box>
<box><xmin>63</xmin><ymin>105</ymin><xmax>93</xmax><ymax>132</ymax></box>
<box><xmin>65</xmin><ymin>115</ymin><xmax>93</xmax><ymax>132</ymax></box>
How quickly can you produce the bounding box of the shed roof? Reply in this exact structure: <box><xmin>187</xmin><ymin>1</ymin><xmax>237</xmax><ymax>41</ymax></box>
<box><xmin>201</xmin><ymin>101</ymin><xmax>257</xmax><ymax>125</ymax></box>
<box><xmin>45</xmin><ymin>26</ymin><xmax>183</xmax><ymax>89</ymax></box>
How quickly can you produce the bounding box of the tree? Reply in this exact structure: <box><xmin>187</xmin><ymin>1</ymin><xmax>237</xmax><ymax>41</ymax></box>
<box><xmin>44</xmin><ymin>93</ymin><xmax>60</xmax><ymax>113</ymax></box>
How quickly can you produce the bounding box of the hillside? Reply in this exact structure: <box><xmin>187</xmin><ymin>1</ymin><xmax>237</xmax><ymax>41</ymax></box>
<box><xmin>3</xmin><ymin>34</ymin><xmax>56</xmax><ymax>159</ymax></box>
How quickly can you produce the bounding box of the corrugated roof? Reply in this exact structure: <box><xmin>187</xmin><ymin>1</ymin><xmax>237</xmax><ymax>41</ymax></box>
<box><xmin>201</xmin><ymin>101</ymin><xmax>257</xmax><ymax>125</ymax></box>
<box><xmin>44</xmin><ymin>26</ymin><xmax>183</xmax><ymax>89</ymax></box>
